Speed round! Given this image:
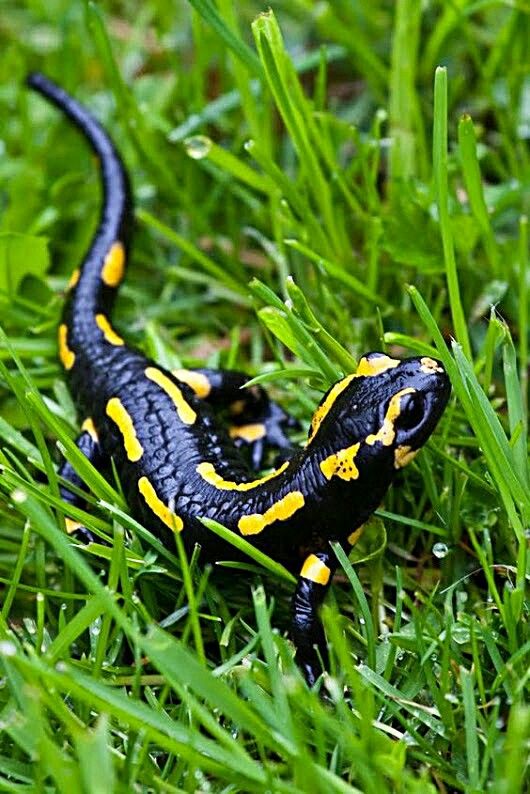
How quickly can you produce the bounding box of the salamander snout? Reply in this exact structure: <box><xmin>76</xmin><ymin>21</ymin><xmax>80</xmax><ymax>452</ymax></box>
<box><xmin>383</xmin><ymin>354</ymin><xmax>451</xmax><ymax>457</ymax></box>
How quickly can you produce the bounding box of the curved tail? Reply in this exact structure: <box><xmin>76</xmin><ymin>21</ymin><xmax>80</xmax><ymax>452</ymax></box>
<box><xmin>27</xmin><ymin>73</ymin><xmax>133</xmax><ymax>326</ymax></box>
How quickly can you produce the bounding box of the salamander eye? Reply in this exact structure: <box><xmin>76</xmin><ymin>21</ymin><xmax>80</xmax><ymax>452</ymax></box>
<box><xmin>396</xmin><ymin>393</ymin><xmax>424</xmax><ymax>430</ymax></box>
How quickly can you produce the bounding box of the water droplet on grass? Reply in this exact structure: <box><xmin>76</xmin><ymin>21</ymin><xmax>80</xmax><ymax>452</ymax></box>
<box><xmin>185</xmin><ymin>135</ymin><xmax>212</xmax><ymax>160</ymax></box>
<box><xmin>11</xmin><ymin>489</ymin><xmax>27</xmax><ymax>504</ymax></box>
<box><xmin>433</xmin><ymin>542</ymin><xmax>449</xmax><ymax>558</ymax></box>
<box><xmin>0</xmin><ymin>641</ymin><xmax>16</xmax><ymax>657</ymax></box>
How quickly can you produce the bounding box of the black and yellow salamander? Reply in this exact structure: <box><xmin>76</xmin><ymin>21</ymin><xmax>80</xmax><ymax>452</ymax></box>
<box><xmin>28</xmin><ymin>73</ymin><xmax>451</xmax><ymax>686</ymax></box>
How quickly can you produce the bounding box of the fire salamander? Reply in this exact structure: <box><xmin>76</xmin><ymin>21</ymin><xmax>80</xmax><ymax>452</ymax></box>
<box><xmin>28</xmin><ymin>74</ymin><xmax>451</xmax><ymax>686</ymax></box>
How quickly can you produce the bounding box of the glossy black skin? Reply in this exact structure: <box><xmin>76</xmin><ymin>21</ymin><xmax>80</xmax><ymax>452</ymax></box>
<box><xmin>28</xmin><ymin>74</ymin><xmax>451</xmax><ymax>686</ymax></box>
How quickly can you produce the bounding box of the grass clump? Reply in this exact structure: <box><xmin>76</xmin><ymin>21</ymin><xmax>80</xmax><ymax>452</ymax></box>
<box><xmin>0</xmin><ymin>1</ymin><xmax>529</xmax><ymax>791</ymax></box>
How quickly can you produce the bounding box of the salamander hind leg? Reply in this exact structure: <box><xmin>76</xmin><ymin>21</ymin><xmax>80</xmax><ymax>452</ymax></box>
<box><xmin>58</xmin><ymin>419</ymin><xmax>106</xmax><ymax>542</ymax></box>
<box><xmin>173</xmin><ymin>367</ymin><xmax>300</xmax><ymax>470</ymax></box>
<box><xmin>292</xmin><ymin>550</ymin><xmax>336</xmax><ymax>687</ymax></box>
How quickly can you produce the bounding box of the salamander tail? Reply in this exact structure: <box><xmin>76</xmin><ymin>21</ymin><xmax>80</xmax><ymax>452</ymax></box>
<box><xmin>27</xmin><ymin>73</ymin><xmax>133</xmax><ymax>318</ymax></box>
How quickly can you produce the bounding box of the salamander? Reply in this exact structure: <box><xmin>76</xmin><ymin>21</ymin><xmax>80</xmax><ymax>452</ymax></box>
<box><xmin>27</xmin><ymin>73</ymin><xmax>451</xmax><ymax>686</ymax></box>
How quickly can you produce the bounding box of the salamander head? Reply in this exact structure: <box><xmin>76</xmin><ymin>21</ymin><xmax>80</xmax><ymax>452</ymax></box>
<box><xmin>309</xmin><ymin>352</ymin><xmax>451</xmax><ymax>480</ymax></box>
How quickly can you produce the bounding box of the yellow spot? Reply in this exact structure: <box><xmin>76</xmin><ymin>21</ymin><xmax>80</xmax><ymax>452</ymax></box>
<box><xmin>308</xmin><ymin>374</ymin><xmax>356</xmax><ymax>442</ymax></box>
<box><xmin>300</xmin><ymin>554</ymin><xmax>331</xmax><ymax>585</ymax></box>
<box><xmin>67</xmin><ymin>268</ymin><xmax>80</xmax><ymax>290</ymax></box>
<box><xmin>58</xmin><ymin>324</ymin><xmax>75</xmax><ymax>370</ymax></box>
<box><xmin>65</xmin><ymin>518</ymin><xmax>82</xmax><ymax>535</ymax></box>
<box><xmin>347</xmin><ymin>524</ymin><xmax>365</xmax><ymax>546</ymax></box>
<box><xmin>320</xmin><ymin>443</ymin><xmax>360</xmax><ymax>481</ymax></box>
<box><xmin>366</xmin><ymin>388</ymin><xmax>416</xmax><ymax>447</ymax></box>
<box><xmin>197</xmin><ymin>460</ymin><xmax>288</xmax><ymax>492</ymax></box>
<box><xmin>81</xmin><ymin>417</ymin><xmax>99</xmax><ymax>443</ymax></box>
<box><xmin>95</xmin><ymin>314</ymin><xmax>124</xmax><ymax>346</ymax></box>
<box><xmin>420</xmin><ymin>357</ymin><xmax>444</xmax><ymax>375</ymax></box>
<box><xmin>145</xmin><ymin>367</ymin><xmax>197</xmax><ymax>425</ymax></box>
<box><xmin>138</xmin><ymin>476</ymin><xmax>183</xmax><ymax>533</ymax></box>
<box><xmin>308</xmin><ymin>356</ymin><xmax>403</xmax><ymax>445</ymax></box>
<box><xmin>230</xmin><ymin>399</ymin><xmax>246</xmax><ymax>416</ymax></box>
<box><xmin>172</xmin><ymin>368</ymin><xmax>212</xmax><ymax>399</ymax></box>
<box><xmin>101</xmin><ymin>241</ymin><xmax>125</xmax><ymax>287</ymax></box>
<box><xmin>238</xmin><ymin>491</ymin><xmax>305</xmax><ymax>535</ymax></box>
<box><xmin>356</xmin><ymin>354</ymin><xmax>400</xmax><ymax>377</ymax></box>
<box><xmin>394</xmin><ymin>445</ymin><xmax>418</xmax><ymax>469</ymax></box>
<box><xmin>229</xmin><ymin>423</ymin><xmax>266</xmax><ymax>443</ymax></box>
<box><xmin>106</xmin><ymin>397</ymin><xmax>144</xmax><ymax>462</ymax></box>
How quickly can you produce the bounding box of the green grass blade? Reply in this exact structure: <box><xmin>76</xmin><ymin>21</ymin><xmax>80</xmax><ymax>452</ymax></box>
<box><xmin>433</xmin><ymin>67</ymin><xmax>471</xmax><ymax>359</ymax></box>
<box><xmin>200</xmin><ymin>517</ymin><xmax>295</xmax><ymax>584</ymax></box>
<box><xmin>331</xmin><ymin>542</ymin><xmax>376</xmax><ymax>670</ymax></box>
<box><xmin>458</xmin><ymin>113</ymin><xmax>499</xmax><ymax>274</ymax></box>
<box><xmin>187</xmin><ymin>0</ymin><xmax>262</xmax><ymax>77</ymax></box>
<box><xmin>137</xmin><ymin>208</ymin><xmax>247</xmax><ymax>297</ymax></box>
<box><xmin>388</xmin><ymin>0</ymin><xmax>423</xmax><ymax>186</ymax></box>
<box><xmin>461</xmin><ymin>666</ymin><xmax>480</xmax><ymax>791</ymax></box>
<box><xmin>75</xmin><ymin>715</ymin><xmax>116</xmax><ymax>794</ymax></box>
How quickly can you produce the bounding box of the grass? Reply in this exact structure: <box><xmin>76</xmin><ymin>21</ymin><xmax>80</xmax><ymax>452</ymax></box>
<box><xmin>0</xmin><ymin>1</ymin><xmax>529</xmax><ymax>791</ymax></box>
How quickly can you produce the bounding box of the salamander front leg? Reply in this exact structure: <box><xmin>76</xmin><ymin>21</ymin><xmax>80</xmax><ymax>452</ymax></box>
<box><xmin>291</xmin><ymin>550</ymin><xmax>336</xmax><ymax>687</ymax></box>
<box><xmin>173</xmin><ymin>367</ymin><xmax>300</xmax><ymax>470</ymax></box>
<box><xmin>58</xmin><ymin>419</ymin><xmax>105</xmax><ymax>542</ymax></box>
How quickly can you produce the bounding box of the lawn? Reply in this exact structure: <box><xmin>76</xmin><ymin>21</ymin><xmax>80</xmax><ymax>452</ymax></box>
<box><xmin>0</xmin><ymin>1</ymin><xmax>528</xmax><ymax>791</ymax></box>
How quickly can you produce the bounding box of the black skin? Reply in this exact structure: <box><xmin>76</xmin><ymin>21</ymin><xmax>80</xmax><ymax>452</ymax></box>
<box><xmin>28</xmin><ymin>74</ymin><xmax>451</xmax><ymax>687</ymax></box>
